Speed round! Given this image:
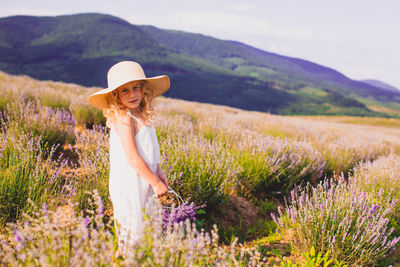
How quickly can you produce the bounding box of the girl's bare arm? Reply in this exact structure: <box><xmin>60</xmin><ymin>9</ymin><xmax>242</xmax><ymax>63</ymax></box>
<box><xmin>114</xmin><ymin>114</ymin><xmax>164</xmax><ymax>189</ymax></box>
<box><xmin>156</xmin><ymin>164</ymin><xmax>169</xmax><ymax>187</ymax></box>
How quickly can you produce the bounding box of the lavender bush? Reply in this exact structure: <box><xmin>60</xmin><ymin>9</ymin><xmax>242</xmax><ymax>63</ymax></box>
<box><xmin>0</xmin><ymin>191</ymin><xmax>116</xmax><ymax>266</ymax></box>
<box><xmin>158</xmin><ymin>130</ymin><xmax>240</xmax><ymax>212</ymax></box>
<box><xmin>0</xmin><ymin>71</ymin><xmax>86</xmax><ymax>111</ymax></box>
<box><xmin>352</xmin><ymin>153</ymin><xmax>400</xmax><ymax>218</ymax></box>
<box><xmin>271</xmin><ymin>176</ymin><xmax>400</xmax><ymax>265</ymax></box>
<box><xmin>71</xmin><ymin>124</ymin><xmax>111</xmax><ymax>212</ymax></box>
<box><xmin>5</xmin><ymin>99</ymin><xmax>76</xmax><ymax>148</ymax></box>
<box><xmin>320</xmin><ymin>137</ymin><xmax>392</xmax><ymax>178</ymax></box>
<box><xmin>232</xmin><ymin>130</ymin><xmax>326</xmax><ymax>196</ymax></box>
<box><xmin>0</xmin><ymin>189</ymin><xmax>269</xmax><ymax>266</ymax></box>
<box><xmin>0</xmin><ymin>122</ymin><xmax>67</xmax><ymax>225</ymax></box>
<box><xmin>69</xmin><ymin>97</ymin><xmax>106</xmax><ymax>127</ymax></box>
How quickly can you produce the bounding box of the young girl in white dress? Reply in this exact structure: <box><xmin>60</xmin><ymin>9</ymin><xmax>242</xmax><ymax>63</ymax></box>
<box><xmin>88</xmin><ymin>61</ymin><xmax>170</xmax><ymax>259</ymax></box>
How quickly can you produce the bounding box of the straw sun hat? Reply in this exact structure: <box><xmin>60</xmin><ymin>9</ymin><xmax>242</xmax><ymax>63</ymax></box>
<box><xmin>88</xmin><ymin>61</ymin><xmax>170</xmax><ymax>110</ymax></box>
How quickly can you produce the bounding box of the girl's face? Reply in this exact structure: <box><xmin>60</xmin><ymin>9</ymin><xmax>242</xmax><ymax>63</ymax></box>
<box><xmin>117</xmin><ymin>80</ymin><xmax>143</xmax><ymax>110</ymax></box>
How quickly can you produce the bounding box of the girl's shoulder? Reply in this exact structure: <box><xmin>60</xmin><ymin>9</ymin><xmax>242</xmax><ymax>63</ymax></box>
<box><xmin>127</xmin><ymin>110</ymin><xmax>151</xmax><ymax>126</ymax></box>
<box><xmin>112</xmin><ymin>112</ymin><xmax>136</xmax><ymax>132</ymax></box>
<box><xmin>115</xmin><ymin>112</ymin><xmax>132</xmax><ymax>125</ymax></box>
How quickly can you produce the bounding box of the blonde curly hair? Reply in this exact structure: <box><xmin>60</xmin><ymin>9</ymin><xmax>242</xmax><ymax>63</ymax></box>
<box><xmin>103</xmin><ymin>80</ymin><xmax>156</xmax><ymax>128</ymax></box>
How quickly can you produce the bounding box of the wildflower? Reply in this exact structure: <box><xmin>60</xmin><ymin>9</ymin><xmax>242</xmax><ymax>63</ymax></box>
<box><xmin>98</xmin><ymin>198</ymin><xmax>104</xmax><ymax>216</ymax></box>
<box><xmin>42</xmin><ymin>202</ymin><xmax>47</xmax><ymax>214</ymax></box>
<box><xmin>68</xmin><ymin>187</ymin><xmax>77</xmax><ymax>197</ymax></box>
<box><xmin>162</xmin><ymin>201</ymin><xmax>203</xmax><ymax>230</ymax></box>
<box><xmin>83</xmin><ymin>217</ymin><xmax>90</xmax><ymax>227</ymax></box>
<box><xmin>13</xmin><ymin>229</ymin><xmax>22</xmax><ymax>243</ymax></box>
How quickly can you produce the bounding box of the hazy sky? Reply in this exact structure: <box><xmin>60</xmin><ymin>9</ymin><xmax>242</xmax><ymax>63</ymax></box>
<box><xmin>1</xmin><ymin>0</ymin><xmax>400</xmax><ymax>89</ymax></box>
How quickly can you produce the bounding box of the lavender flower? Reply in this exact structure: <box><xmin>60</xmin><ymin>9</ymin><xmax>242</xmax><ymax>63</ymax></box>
<box><xmin>83</xmin><ymin>217</ymin><xmax>90</xmax><ymax>227</ymax></box>
<box><xmin>271</xmin><ymin>176</ymin><xmax>399</xmax><ymax>265</ymax></box>
<box><xmin>42</xmin><ymin>202</ymin><xmax>47</xmax><ymax>214</ymax></box>
<box><xmin>13</xmin><ymin>229</ymin><xmax>22</xmax><ymax>243</ymax></box>
<box><xmin>161</xmin><ymin>201</ymin><xmax>204</xmax><ymax>230</ymax></box>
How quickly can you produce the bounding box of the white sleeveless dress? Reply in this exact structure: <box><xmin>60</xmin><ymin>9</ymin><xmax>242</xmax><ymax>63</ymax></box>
<box><xmin>108</xmin><ymin>111</ymin><xmax>161</xmax><ymax>257</ymax></box>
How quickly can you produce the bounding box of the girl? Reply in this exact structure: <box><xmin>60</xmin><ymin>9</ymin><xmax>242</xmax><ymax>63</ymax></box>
<box><xmin>88</xmin><ymin>61</ymin><xmax>170</xmax><ymax>259</ymax></box>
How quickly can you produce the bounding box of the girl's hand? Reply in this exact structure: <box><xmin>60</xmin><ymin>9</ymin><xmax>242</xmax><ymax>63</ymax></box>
<box><xmin>153</xmin><ymin>179</ymin><xmax>168</xmax><ymax>197</ymax></box>
<box><xmin>157</xmin><ymin>171</ymin><xmax>169</xmax><ymax>188</ymax></box>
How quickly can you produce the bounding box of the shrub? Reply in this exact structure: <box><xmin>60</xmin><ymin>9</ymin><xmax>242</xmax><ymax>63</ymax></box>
<box><xmin>271</xmin><ymin>177</ymin><xmax>400</xmax><ymax>266</ymax></box>
<box><xmin>70</xmin><ymin>99</ymin><xmax>106</xmax><ymax>127</ymax></box>
<box><xmin>0</xmin><ymin>191</ymin><xmax>115</xmax><ymax>266</ymax></box>
<box><xmin>0</xmin><ymin>189</ymin><xmax>269</xmax><ymax>266</ymax></box>
<box><xmin>159</xmin><ymin>131</ymin><xmax>240</xmax><ymax>212</ymax></box>
<box><xmin>71</xmin><ymin>124</ymin><xmax>110</xmax><ymax>212</ymax></box>
<box><xmin>352</xmin><ymin>153</ymin><xmax>400</xmax><ymax>218</ymax></box>
<box><xmin>0</xmin><ymin>125</ymin><xmax>67</xmax><ymax>225</ymax></box>
<box><xmin>233</xmin><ymin>131</ymin><xmax>326</xmax><ymax>196</ymax></box>
<box><xmin>307</xmin><ymin>126</ymin><xmax>394</xmax><ymax>177</ymax></box>
<box><xmin>5</xmin><ymin>99</ymin><xmax>76</xmax><ymax>149</ymax></box>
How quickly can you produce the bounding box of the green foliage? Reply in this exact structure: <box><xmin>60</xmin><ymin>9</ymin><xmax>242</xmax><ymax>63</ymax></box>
<box><xmin>302</xmin><ymin>247</ymin><xmax>335</xmax><ymax>267</ymax></box>
<box><xmin>280</xmin><ymin>96</ymin><xmax>383</xmax><ymax>117</ymax></box>
<box><xmin>273</xmin><ymin>177</ymin><xmax>399</xmax><ymax>266</ymax></box>
<box><xmin>5</xmin><ymin>99</ymin><xmax>76</xmax><ymax>150</ymax></box>
<box><xmin>352</xmin><ymin>154</ymin><xmax>400</xmax><ymax>219</ymax></box>
<box><xmin>299</xmin><ymin>246</ymin><xmax>348</xmax><ymax>267</ymax></box>
<box><xmin>233</xmin><ymin>136</ymin><xmax>325</xmax><ymax>196</ymax></box>
<box><xmin>39</xmin><ymin>94</ymin><xmax>70</xmax><ymax>109</ymax></box>
<box><xmin>273</xmin><ymin>246</ymin><xmax>348</xmax><ymax>266</ymax></box>
<box><xmin>0</xmin><ymin>126</ymin><xmax>66</xmax><ymax>225</ymax></box>
<box><xmin>248</xmin><ymin>219</ymin><xmax>277</xmax><ymax>238</ymax></box>
<box><xmin>256</xmin><ymin>198</ymin><xmax>278</xmax><ymax>214</ymax></box>
<box><xmin>0</xmin><ymin>91</ymin><xmax>12</xmax><ymax>112</ymax></box>
<box><xmin>71</xmin><ymin>125</ymin><xmax>110</xmax><ymax>213</ymax></box>
<box><xmin>218</xmin><ymin>220</ymin><xmax>246</xmax><ymax>244</ymax></box>
<box><xmin>159</xmin><ymin>131</ymin><xmax>239</xmax><ymax>212</ymax></box>
<box><xmin>324</xmin><ymin>89</ymin><xmax>365</xmax><ymax>108</ymax></box>
<box><xmin>70</xmin><ymin>101</ymin><xmax>106</xmax><ymax>127</ymax></box>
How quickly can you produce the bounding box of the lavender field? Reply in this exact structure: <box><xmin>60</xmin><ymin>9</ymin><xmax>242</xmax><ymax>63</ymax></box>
<box><xmin>1</xmin><ymin>71</ymin><xmax>400</xmax><ymax>266</ymax></box>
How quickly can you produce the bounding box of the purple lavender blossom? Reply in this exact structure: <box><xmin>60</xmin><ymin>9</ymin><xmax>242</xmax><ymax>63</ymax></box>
<box><xmin>13</xmin><ymin>229</ymin><xmax>22</xmax><ymax>243</ymax></box>
<box><xmin>68</xmin><ymin>187</ymin><xmax>77</xmax><ymax>197</ymax></box>
<box><xmin>0</xmin><ymin>143</ymin><xmax>4</xmax><ymax>158</ymax></box>
<box><xmin>98</xmin><ymin>198</ymin><xmax>104</xmax><ymax>216</ymax></box>
<box><xmin>162</xmin><ymin>201</ymin><xmax>203</xmax><ymax>230</ymax></box>
<box><xmin>42</xmin><ymin>202</ymin><xmax>47</xmax><ymax>213</ymax></box>
<box><xmin>271</xmin><ymin>177</ymin><xmax>399</xmax><ymax>265</ymax></box>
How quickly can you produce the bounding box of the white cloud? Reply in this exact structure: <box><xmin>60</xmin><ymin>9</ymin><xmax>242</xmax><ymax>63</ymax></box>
<box><xmin>0</xmin><ymin>7</ymin><xmax>61</xmax><ymax>17</ymax></box>
<box><xmin>227</xmin><ymin>3</ymin><xmax>256</xmax><ymax>12</ymax></box>
<box><xmin>132</xmin><ymin>10</ymin><xmax>340</xmax><ymax>44</ymax></box>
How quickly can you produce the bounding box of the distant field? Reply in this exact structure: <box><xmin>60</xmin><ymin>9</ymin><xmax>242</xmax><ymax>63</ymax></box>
<box><xmin>300</xmin><ymin>114</ymin><xmax>400</xmax><ymax>129</ymax></box>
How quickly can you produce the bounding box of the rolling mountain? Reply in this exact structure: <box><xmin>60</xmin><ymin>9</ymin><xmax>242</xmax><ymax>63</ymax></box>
<box><xmin>138</xmin><ymin>25</ymin><xmax>398</xmax><ymax>99</ymax></box>
<box><xmin>362</xmin><ymin>79</ymin><xmax>400</xmax><ymax>93</ymax></box>
<box><xmin>0</xmin><ymin>13</ymin><xmax>399</xmax><ymax>117</ymax></box>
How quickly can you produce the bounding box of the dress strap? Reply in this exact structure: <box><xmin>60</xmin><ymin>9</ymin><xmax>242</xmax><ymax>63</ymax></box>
<box><xmin>127</xmin><ymin>110</ymin><xmax>144</xmax><ymax>126</ymax></box>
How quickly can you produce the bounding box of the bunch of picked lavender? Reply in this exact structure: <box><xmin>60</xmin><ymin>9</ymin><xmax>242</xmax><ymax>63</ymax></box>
<box><xmin>161</xmin><ymin>200</ymin><xmax>205</xmax><ymax>230</ymax></box>
<box><xmin>271</xmin><ymin>176</ymin><xmax>400</xmax><ymax>266</ymax></box>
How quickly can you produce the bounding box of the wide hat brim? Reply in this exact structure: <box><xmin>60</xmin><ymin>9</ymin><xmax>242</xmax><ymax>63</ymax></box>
<box><xmin>88</xmin><ymin>75</ymin><xmax>170</xmax><ymax>110</ymax></box>
<box><xmin>88</xmin><ymin>61</ymin><xmax>170</xmax><ymax>110</ymax></box>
